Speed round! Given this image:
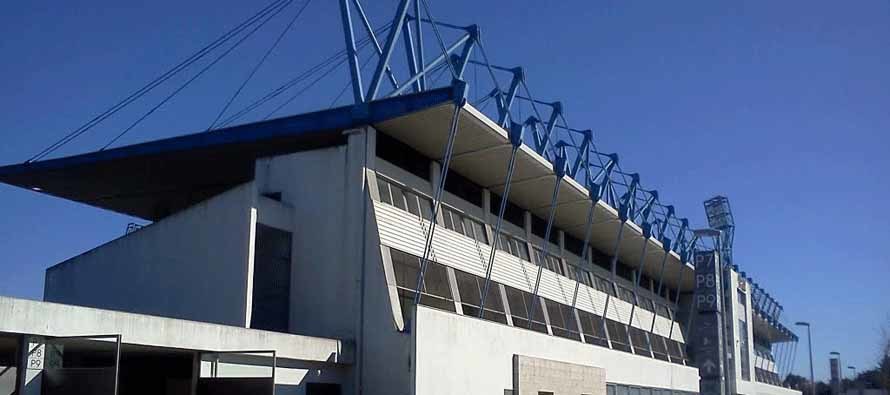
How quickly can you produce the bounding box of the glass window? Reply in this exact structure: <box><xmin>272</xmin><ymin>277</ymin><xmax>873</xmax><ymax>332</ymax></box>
<box><xmin>515</xmin><ymin>240</ymin><xmax>530</xmax><ymax>261</ymax></box>
<box><xmin>618</xmin><ymin>286</ymin><xmax>636</xmax><ymax>304</ymax></box>
<box><xmin>606</xmin><ymin>319</ymin><xmax>632</xmax><ymax>352</ymax></box>
<box><xmin>666</xmin><ymin>339</ymin><xmax>686</xmax><ymax>364</ymax></box>
<box><xmin>404</xmin><ymin>191</ymin><xmax>420</xmax><ymax>217</ymax></box>
<box><xmin>544</xmin><ymin>299</ymin><xmax>580</xmax><ymax>341</ymax></box>
<box><xmin>390</xmin><ymin>249</ymin><xmax>455</xmax><ymax>315</ymax></box>
<box><xmin>629</xmin><ymin>327</ymin><xmax>653</xmax><ymax>357</ymax></box>
<box><xmin>376</xmin><ymin>177</ymin><xmax>434</xmax><ymax>221</ymax></box>
<box><xmin>656</xmin><ymin>304</ymin><xmax>672</xmax><ymax>318</ymax></box>
<box><xmin>503</xmin><ymin>285</ymin><xmax>547</xmax><ymax>334</ymax></box>
<box><xmin>496</xmin><ymin>232</ymin><xmax>531</xmax><ymax>261</ymax></box>
<box><xmin>650</xmin><ymin>334</ymin><xmax>670</xmax><ymax>361</ymax></box>
<box><xmin>390</xmin><ymin>185</ymin><xmax>407</xmax><ymax>211</ymax></box>
<box><xmin>596</xmin><ymin>276</ymin><xmax>616</xmax><ymax>296</ymax></box>
<box><xmin>453</xmin><ymin>269</ymin><xmax>506</xmax><ymax>324</ymax></box>
<box><xmin>639</xmin><ymin>296</ymin><xmax>655</xmax><ymax>312</ymax></box>
<box><xmin>376</xmin><ymin>177</ymin><xmax>392</xmax><ymax>204</ymax></box>
<box><xmin>534</xmin><ymin>248</ymin><xmax>564</xmax><ymax>276</ymax></box>
<box><xmin>577</xmin><ymin>309</ymin><xmax>609</xmax><ymax>347</ymax></box>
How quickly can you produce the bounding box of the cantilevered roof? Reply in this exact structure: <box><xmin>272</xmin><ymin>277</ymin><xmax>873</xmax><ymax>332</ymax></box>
<box><xmin>0</xmin><ymin>87</ymin><xmax>457</xmax><ymax>220</ymax></box>
<box><xmin>376</xmin><ymin>102</ymin><xmax>696</xmax><ymax>292</ymax></box>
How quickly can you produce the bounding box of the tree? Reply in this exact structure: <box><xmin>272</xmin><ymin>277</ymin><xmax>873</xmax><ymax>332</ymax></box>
<box><xmin>785</xmin><ymin>373</ymin><xmax>809</xmax><ymax>391</ymax></box>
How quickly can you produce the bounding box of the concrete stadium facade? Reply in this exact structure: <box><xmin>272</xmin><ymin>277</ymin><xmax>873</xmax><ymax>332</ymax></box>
<box><xmin>0</xmin><ymin>92</ymin><xmax>800</xmax><ymax>395</ymax></box>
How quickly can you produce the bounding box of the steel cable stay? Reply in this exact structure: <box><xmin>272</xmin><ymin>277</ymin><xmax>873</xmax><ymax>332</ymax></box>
<box><xmin>328</xmin><ymin>44</ymin><xmax>379</xmax><ymax>108</ymax></box>
<box><xmin>567</xmin><ymin>172</ymin><xmax>608</xmax><ymax>324</ymax></box>
<box><xmin>263</xmin><ymin>33</ymin><xmax>384</xmax><ymax>119</ymax></box>
<box><xmin>477</xmin><ymin>121</ymin><xmax>524</xmax><ymax>318</ymax></box>
<box><xmin>263</xmin><ymin>52</ymin><xmax>355</xmax><ymax>120</ymax></box>
<box><xmin>26</xmin><ymin>0</ymin><xmax>293</xmax><ymax>162</ymax></box>
<box><xmin>412</xmin><ymin>96</ymin><xmax>465</xmax><ymax>306</ymax></box>
<box><xmin>101</xmin><ymin>0</ymin><xmax>295</xmax><ymax>150</ymax></box>
<box><xmin>208</xmin><ymin>0</ymin><xmax>315</xmax><ymax>131</ymax></box>
<box><xmin>418</xmin><ymin>0</ymin><xmax>458</xmax><ymax>80</ymax></box>
<box><xmin>218</xmin><ymin>23</ymin><xmax>388</xmax><ymax>127</ymax></box>
<box><xmin>525</xmin><ymin>146</ymin><xmax>568</xmax><ymax>330</ymax></box>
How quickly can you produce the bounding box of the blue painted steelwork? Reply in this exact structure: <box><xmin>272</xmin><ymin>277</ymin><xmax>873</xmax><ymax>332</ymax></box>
<box><xmin>0</xmin><ymin>87</ymin><xmax>457</xmax><ymax>178</ymax></box>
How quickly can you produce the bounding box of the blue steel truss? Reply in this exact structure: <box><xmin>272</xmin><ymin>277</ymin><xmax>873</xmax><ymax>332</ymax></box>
<box><xmin>339</xmin><ymin>0</ymin><xmax>705</xmax><ymax>261</ymax></box>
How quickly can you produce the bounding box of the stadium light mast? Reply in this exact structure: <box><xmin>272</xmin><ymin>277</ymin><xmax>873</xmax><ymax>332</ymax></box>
<box><xmin>703</xmin><ymin>196</ymin><xmax>735</xmax><ymax>269</ymax></box>
<box><xmin>796</xmin><ymin>322</ymin><xmax>815</xmax><ymax>395</ymax></box>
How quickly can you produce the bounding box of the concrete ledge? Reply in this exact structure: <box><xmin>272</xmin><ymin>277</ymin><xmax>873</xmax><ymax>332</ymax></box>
<box><xmin>0</xmin><ymin>297</ymin><xmax>353</xmax><ymax>364</ymax></box>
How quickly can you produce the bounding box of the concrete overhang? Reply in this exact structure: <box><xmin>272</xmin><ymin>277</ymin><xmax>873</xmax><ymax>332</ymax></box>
<box><xmin>0</xmin><ymin>297</ymin><xmax>353</xmax><ymax>364</ymax></box>
<box><xmin>376</xmin><ymin>103</ymin><xmax>695</xmax><ymax>292</ymax></box>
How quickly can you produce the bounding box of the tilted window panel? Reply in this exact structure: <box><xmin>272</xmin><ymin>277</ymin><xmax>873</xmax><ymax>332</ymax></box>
<box><xmin>606</xmin><ymin>319</ymin><xmax>633</xmax><ymax>353</ymax></box>
<box><xmin>544</xmin><ymin>299</ymin><xmax>580</xmax><ymax>341</ymax></box>
<box><xmin>376</xmin><ymin>176</ymin><xmax>433</xmax><ymax>221</ymax></box>
<box><xmin>533</xmin><ymin>247</ymin><xmax>564</xmax><ymax>276</ymax></box>
<box><xmin>577</xmin><ymin>309</ymin><xmax>609</xmax><ymax>348</ymax></box>
<box><xmin>440</xmin><ymin>206</ymin><xmax>489</xmax><ymax>245</ymax></box>
<box><xmin>629</xmin><ymin>326</ymin><xmax>653</xmax><ymax>357</ymax></box>
<box><xmin>390</xmin><ymin>249</ymin><xmax>455</xmax><ymax>314</ymax></box>
<box><xmin>453</xmin><ymin>269</ymin><xmax>507</xmax><ymax>324</ymax></box>
<box><xmin>496</xmin><ymin>232</ymin><xmax>531</xmax><ymax>261</ymax></box>
<box><xmin>649</xmin><ymin>333</ymin><xmax>671</xmax><ymax>361</ymax></box>
<box><xmin>503</xmin><ymin>284</ymin><xmax>548</xmax><ymax>334</ymax></box>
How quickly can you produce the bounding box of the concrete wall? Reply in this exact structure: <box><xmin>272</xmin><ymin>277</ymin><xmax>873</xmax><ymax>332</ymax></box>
<box><xmin>414</xmin><ymin>306</ymin><xmax>699</xmax><ymax>395</ymax></box>
<box><xmin>44</xmin><ymin>183</ymin><xmax>257</xmax><ymax>327</ymax></box>
<box><xmin>736</xmin><ymin>379</ymin><xmax>802</xmax><ymax>395</ymax></box>
<box><xmin>256</xmin><ymin>145</ymin><xmax>356</xmax><ymax>340</ymax></box>
<box><xmin>513</xmin><ymin>355</ymin><xmax>606</xmax><ymax>395</ymax></box>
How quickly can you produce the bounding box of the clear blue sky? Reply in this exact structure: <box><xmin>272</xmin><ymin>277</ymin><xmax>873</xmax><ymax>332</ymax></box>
<box><xmin>1</xmin><ymin>0</ymin><xmax>887</xmax><ymax>381</ymax></box>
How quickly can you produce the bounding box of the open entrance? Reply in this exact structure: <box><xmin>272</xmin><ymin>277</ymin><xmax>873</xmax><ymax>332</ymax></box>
<box><xmin>40</xmin><ymin>335</ymin><xmax>121</xmax><ymax>395</ymax></box>
<box><xmin>251</xmin><ymin>224</ymin><xmax>293</xmax><ymax>333</ymax></box>
<box><xmin>198</xmin><ymin>351</ymin><xmax>275</xmax><ymax>395</ymax></box>
<box><xmin>0</xmin><ymin>334</ymin><xmax>17</xmax><ymax>395</ymax></box>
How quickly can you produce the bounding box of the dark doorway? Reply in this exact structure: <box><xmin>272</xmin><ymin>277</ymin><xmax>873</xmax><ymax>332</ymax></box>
<box><xmin>0</xmin><ymin>335</ymin><xmax>17</xmax><ymax>395</ymax></box>
<box><xmin>306</xmin><ymin>383</ymin><xmax>342</xmax><ymax>395</ymax></box>
<box><xmin>251</xmin><ymin>224</ymin><xmax>293</xmax><ymax>333</ymax></box>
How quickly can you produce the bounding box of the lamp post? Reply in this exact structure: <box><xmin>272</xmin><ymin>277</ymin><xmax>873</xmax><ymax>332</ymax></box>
<box><xmin>830</xmin><ymin>351</ymin><xmax>842</xmax><ymax>395</ymax></box>
<box><xmin>796</xmin><ymin>322</ymin><xmax>815</xmax><ymax>395</ymax></box>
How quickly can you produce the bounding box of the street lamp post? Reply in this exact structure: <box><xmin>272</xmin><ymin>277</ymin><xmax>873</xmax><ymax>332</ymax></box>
<box><xmin>796</xmin><ymin>322</ymin><xmax>815</xmax><ymax>395</ymax></box>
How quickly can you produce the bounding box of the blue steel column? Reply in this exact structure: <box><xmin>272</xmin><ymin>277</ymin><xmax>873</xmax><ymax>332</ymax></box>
<box><xmin>413</xmin><ymin>80</ymin><xmax>469</xmax><ymax>305</ymax></box>
<box><xmin>526</xmin><ymin>145</ymin><xmax>568</xmax><ymax>329</ymax></box>
<box><xmin>569</xmin><ymin>157</ymin><xmax>616</xmax><ymax>312</ymax></box>
<box><xmin>601</xmin><ymin>173</ymin><xmax>640</xmax><ymax>329</ymax></box>
<box><xmin>349</xmin><ymin>0</ymin><xmax>400</xmax><ymax>90</ymax></box>
<box><xmin>496</xmin><ymin>68</ymin><xmax>523</xmax><ymax>127</ymax></box>
<box><xmin>477</xmin><ymin>121</ymin><xmax>524</xmax><ymax>317</ymax></box>
<box><xmin>367</xmin><ymin>0</ymin><xmax>412</xmax><ymax>100</ymax></box>
<box><xmin>339</xmin><ymin>0</ymin><xmax>364</xmax><ymax>103</ymax></box>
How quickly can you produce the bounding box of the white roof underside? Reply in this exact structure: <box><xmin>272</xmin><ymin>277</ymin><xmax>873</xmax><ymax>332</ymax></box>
<box><xmin>375</xmin><ymin>103</ymin><xmax>695</xmax><ymax>292</ymax></box>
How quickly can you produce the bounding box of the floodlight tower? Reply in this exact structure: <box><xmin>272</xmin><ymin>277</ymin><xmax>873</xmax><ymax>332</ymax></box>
<box><xmin>704</xmin><ymin>196</ymin><xmax>735</xmax><ymax>268</ymax></box>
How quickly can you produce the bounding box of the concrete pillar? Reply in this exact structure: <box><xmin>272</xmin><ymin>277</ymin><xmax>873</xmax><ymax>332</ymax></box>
<box><xmin>16</xmin><ymin>336</ymin><xmax>43</xmax><ymax>395</ymax></box>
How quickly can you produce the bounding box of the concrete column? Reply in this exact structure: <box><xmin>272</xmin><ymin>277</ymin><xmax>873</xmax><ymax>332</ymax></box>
<box><xmin>16</xmin><ymin>336</ymin><xmax>43</xmax><ymax>395</ymax></box>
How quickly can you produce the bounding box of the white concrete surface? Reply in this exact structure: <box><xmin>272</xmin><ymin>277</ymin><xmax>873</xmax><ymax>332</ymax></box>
<box><xmin>736</xmin><ymin>379</ymin><xmax>802</xmax><ymax>395</ymax></box>
<box><xmin>0</xmin><ymin>297</ymin><xmax>351</xmax><ymax>364</ymax></box>
<box><xmin>414</xmin><ymin>306</ymin><xmax>698</xmax><ymax>395</ymax></box>
<box><xmin>44</xmin><ymin>182</ymin><xmax>257</xmax><ymax>327</ymax></box>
